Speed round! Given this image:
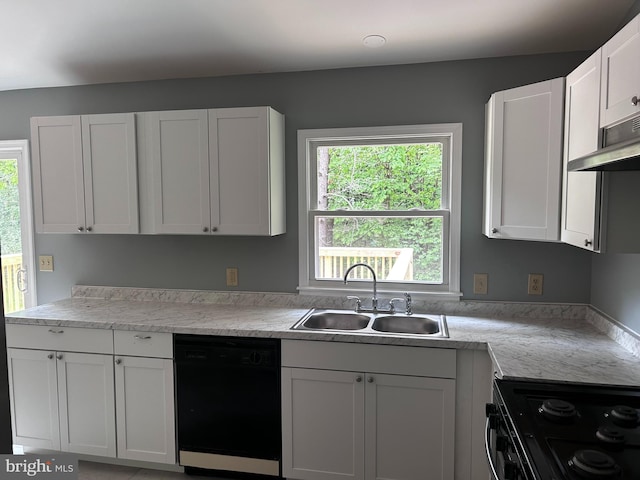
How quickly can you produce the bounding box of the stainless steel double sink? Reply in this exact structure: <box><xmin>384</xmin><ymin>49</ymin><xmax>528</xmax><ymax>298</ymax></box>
<box><xmin>291</xmin><ymin>309</ymin><xmax>449</xmax><ymax>338</ymax></box>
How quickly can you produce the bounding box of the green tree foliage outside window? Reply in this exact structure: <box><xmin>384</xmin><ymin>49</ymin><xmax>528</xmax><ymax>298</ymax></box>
<box><xmin>318</xmin><ymin>144</ymin><xmax>444</xmax><ymax>283</ymax></box>
<box><xmin>0</xmin><ymin>160</ymin><xmax>21</xmax><ymax>255</ymax></box>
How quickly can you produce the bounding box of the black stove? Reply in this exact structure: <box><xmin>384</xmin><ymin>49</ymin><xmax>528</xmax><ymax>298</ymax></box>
<box><xmin>486</xmin><ymin>379</ymin><xmax>640</xmax><ymax>480</ymax></box>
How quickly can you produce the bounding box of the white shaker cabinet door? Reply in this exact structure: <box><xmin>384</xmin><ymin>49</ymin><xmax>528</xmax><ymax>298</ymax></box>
<box><xmin>209</xmin><ymin>107</ymin><xmax>285</xmax><ymax>235</ymax></box>
<box><xmin>148</xmin><ymin>110</ymin><xmax>211</xmax><ymax>234</ymax></box>
<box><xmin>281</xmin><ymin>367</ymin><xmax>365</xmax><ymax>480</ymax></box>
<box><xmin>57</xmin><ymin>352</ymin><xmax>116</xmax><ymax>457</ymax></box>
<box><xmin>6</xmin><ymin>348</ymin><xmax>60</xmax><ymax>450</ymax></box>
<box><xmin>82</xmin><ymin>113</ymin><xmax>139</xmax><ymax>233</ymax></box>
<box><xmin>364</xmin><ymin>374</ymin><xmax>455</xmax><ymax>480</ymax></box>
<box><xmin>484</xmin><ymin>78</ymin><xmax>564</xmax><ymax>241</ymax></box>
<box><xmin>562</xmin><ymin>49</ymin><xmax>604</xmax><ymax>251</ymax></box>
<box><xmin>31</xmin><ymin>116</ymin><xmax>85</xmax><ymax>233</ymax></box>
<box><xmin>600</xmin><ymin>14</ymin><xmax>640</xmax><ymax>127</ymax></box>
<box><xmin>115</xmin><ymin>355</ymin><xmax>176</xmax><ymax>464</ymax></box>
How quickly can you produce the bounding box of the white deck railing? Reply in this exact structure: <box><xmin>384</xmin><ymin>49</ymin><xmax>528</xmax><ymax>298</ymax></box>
<box><xmin>1</xmin><ymin>254</ymin><xmax>24</xmax><ymax>314</ymax></box>
<box><xmin>318</xmin><ymin>247</ymin><xmax>414</xmax><ymax>280</ymax></box>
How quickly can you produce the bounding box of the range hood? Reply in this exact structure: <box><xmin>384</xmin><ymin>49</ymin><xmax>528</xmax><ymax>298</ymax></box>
<box><xmin>568</xmin><ymin>115</ymin><xmax>640</xmax><ymax>172</ymax></box>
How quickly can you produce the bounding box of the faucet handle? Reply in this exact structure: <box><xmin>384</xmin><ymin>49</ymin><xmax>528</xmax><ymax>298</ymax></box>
<box><xmin>389</xmin><ymin>297</ymin><xmax>404</xmax><ymax>313</ymax></box>
<box><xmin>347</xmin><ymin>296</ymin><xmax>362</xmax><ymax>312</ymax></box>
<box><xmin>404</xmin><ymin>293</ymin><xmax>412</xmax><ymax>315</ymax></box>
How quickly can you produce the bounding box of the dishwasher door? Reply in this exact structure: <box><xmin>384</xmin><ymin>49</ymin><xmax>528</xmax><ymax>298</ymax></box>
<box><xmin>174</xmin><ymin>334</ymin><xmax>281</xmax><ymax>477</ymax></box>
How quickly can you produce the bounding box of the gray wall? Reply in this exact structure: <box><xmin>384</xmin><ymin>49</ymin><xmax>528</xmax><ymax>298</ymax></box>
<box><xmin>0</xmin><ymin>52</ymin><xmax>593</xmax><ymax>305</ymax></box>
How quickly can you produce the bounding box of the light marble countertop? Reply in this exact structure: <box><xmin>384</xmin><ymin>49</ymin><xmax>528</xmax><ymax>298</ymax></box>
<box><xmin>6</xmin><ymin>289</ymin><xmax>640</xmax><ymax>387</ymax></box>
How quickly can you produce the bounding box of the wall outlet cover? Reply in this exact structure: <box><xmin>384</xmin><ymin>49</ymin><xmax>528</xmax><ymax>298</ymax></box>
<box><xmin>528</xmin><ymin>273</ymin><xmax>543</xmax><ymax>295</ymax></box>
<box><xmin>226</xmin><ymin>267</ymin><xmax>239</xmax><ymax>287</ymax></box>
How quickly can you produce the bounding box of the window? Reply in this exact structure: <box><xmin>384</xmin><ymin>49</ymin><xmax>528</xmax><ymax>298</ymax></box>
<box><xmin>298</xmin><ymin>124</ymin><xmax>462</xmax><ymax>300</ymax></box>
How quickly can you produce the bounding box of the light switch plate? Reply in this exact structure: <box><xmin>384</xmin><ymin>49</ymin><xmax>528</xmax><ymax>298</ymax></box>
<box><xmin>473</xmin><ymin>273</ymin><xmax>488</xmax><ymax>295</ymax></box>
<box><xmin>39</xmin><ymin>255</ymin><xmax>54</xmax><ymax>272</ymax></box>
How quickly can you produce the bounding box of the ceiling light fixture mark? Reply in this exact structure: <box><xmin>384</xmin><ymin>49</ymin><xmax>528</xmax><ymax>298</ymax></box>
<box><xmin>363</xmin><ymin>35</ymin><xmax>386</xmax><ymax>48</ymax></box>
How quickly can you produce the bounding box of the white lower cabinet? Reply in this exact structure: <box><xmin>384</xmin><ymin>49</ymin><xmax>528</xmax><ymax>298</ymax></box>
<box><xmin>281</xmin><ymin>340</ymin><xmax>456</xmax><ymax>480</ymax></box>
<box><xmin>7</xmin><ymin>347</ymin><xmax>116</xmax><ymax>456</ymax></box>
<box><xmin>114</xmin><ymin>355</ymin><xmax>175</xmax><ymax>463</ymax></box>
<box><xmin>6</xmin><ymin>325</ymin><xmax>175</xmax><ymax>465</ymax></box>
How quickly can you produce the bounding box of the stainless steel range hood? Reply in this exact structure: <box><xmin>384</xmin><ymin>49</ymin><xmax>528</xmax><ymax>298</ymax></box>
<box><xmin>568</xmin><ymin>115</ymin><xmax>640</xmax><ymax>172</ymax></box>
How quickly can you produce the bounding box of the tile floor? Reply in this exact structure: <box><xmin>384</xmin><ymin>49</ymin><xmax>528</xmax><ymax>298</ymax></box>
<box><xmin>78</xmin><ymin>461</ymin><xmax>224</xmax><ymax>480</ymax></box>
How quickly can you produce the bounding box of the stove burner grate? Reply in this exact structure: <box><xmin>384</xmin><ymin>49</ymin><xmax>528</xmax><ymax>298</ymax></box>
<box><xmin>608</xmin><ymin>405</ymin><xmax>640</xmax><ymax>428</ymax></box>
<box><xmin>568</xmin><ymin>450</ymin><xmax>622</xmax><ymax>479</ymax></box>
<box><xmin>595</xmin><ymin>426</ymin><xmax>626</xmax><ymax>445</ymax></box>
<box><xmin>539</xmin><ymin>398</ymin><xmax>578</xmax><ymax>422</ymax></box>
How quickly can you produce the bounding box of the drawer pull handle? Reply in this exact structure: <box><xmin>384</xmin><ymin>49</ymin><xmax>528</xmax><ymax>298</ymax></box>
<box><xmin>48</xmin><ymin>329</ymin><xmax>64</xmax><ymax>334</ymax></box>
<box><xmin>134</xmin><ymin>335</ymin><xmax>152</xmax><ymax>340</ymax></box>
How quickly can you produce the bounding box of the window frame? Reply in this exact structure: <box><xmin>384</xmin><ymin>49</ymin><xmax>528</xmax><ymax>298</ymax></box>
<box><xmin>297</xmin><ymin>123</ymin><xmax>462</xmax><ymax>301</ymax></box>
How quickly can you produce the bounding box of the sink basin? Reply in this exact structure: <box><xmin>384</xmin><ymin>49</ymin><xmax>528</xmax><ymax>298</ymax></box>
<box><xmin>371</xmin><ymin>315</ymin><xmax>440</xmax><ymax>335</ymax></box>
<box><xmin>302</xmin><ymin>312</ymin><xmax>370</xmax><ymax>330</ymax></box>
<box><xmin>291</xmin><ymin>309</ymin><xmax>448</xmax><ymax>338</ymax></box>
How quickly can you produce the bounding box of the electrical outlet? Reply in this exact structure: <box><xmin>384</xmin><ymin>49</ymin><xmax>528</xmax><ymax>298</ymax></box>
<box><xmin>39</xmin><ymin>255</ymin><xmax>54</xmax><ymax>272</ymax></box>
<box><xmin>226</xmin><ymin>268</ymin><xmax>239</xmax><ymax>287</ymax></box>
<box><xmin>473</xmin><ymin>273</ymin><xmax>488</xmax><ymax>295</ymax></box>
<box><xmin>528</xmin><ymin>274</ymin><xmax>543</xmax><ymax>295</ymax></box>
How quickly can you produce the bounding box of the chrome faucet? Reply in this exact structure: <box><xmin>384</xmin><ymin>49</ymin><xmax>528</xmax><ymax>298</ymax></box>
<box><xmin>343</xmin><ymin>263</ymin><xmax>379</xmax><ymax>312</ymax></box>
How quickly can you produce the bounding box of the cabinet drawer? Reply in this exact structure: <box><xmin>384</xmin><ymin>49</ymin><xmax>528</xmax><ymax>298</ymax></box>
<box><xmin>5</xmin><ymin>324</ymin><xmax>113</xmax><ymax>354</ymax></box>
<box><xmin>114</xmin><ymin>330</ymin><xmax>173</xmax><ymax>358</ymax></box>
<box><xmin>282</xmin><ymin>340</ymin><xmax>456</xmax><ymax>379</ymax></box>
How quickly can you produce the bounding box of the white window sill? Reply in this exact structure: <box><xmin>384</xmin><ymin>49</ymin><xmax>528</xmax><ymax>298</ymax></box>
<box><xmin>297</xmin><ymin>285</ymin><xmax>462</xmax><ymax>302</ymax></box>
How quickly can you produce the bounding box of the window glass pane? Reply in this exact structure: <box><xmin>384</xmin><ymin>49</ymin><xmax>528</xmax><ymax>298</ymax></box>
<box><xmin>316</xmin><ymin>144</ymin><xmax>443</xmax><ymax>211</ymax></box>
<box><xmin>315</xmin><ymin>216</ymin><xmax>443</xmax><ymax>283</ymax></box>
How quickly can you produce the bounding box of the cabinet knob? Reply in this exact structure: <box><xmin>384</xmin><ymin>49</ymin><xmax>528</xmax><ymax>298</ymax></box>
<box><xmin>492</xmin><ymin>228</ymin><xmax>498</xmax><ymax>234</ymax></box>
<box><xmin>78</xmin><ymin>226</ymin><xmax>84</xmax><ymax>232</ymax></box>
<box><xmin>56</xmin><ymin>353</ymin><xmax>63</xmax><ymax>360</ymax></box>
<box><xmin>86</xmin><ymin>226</ymin><xmax>93</xmax><ymax>232</ymax></box>
<box><xmin>584</xmin><ymin>239</ymin><xmax>593</xmax><ymax>247</ymax></box>
<box><xmin>212</xmin><ymin>227</ymin><xmax>218</xmax><ymax>232</ymax></box>
<box><xmin>632</xmin><ymin>96</ymin><xmax>640</xmax><ymax>106</ymax></box>
<box><xmin>203</xmin><ymin>227</ymin><xmax>209</xmax><ymax>232</ymax></box>
<box><xmin>47</xmin><ymin>353</ymin><xmax>54</xmax><ymax>360</ymax></box>
<box><xmin>115</xmin><ymin>358</ymin><xmax>122</xmax><ymax>365</ymax></box>
<box><xmin>367</xmin><ymin>376</ymin><xmax>375</xmax><ymax>383</ymax></box>
<box><xmin>355</xmin><ymin>376</ymin><xmax>362</xmax><ymax>383</ymax></box>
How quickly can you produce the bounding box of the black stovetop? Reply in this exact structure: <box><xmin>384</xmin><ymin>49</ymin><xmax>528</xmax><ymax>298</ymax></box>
<box><xmin>496</xmin><ymin>380</ymin><xmax>640</xmax><ymax>480</ymax></box>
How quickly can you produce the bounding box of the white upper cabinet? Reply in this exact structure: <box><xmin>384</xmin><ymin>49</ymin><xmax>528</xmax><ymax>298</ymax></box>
<box><xmin>210</xmin><ymin>107</ymin><xmax>285</xmax><ymax>235</ymax></box>
<box><xmin>31</xmin><ymin>113</ymin><xmax>138</xmax><ymax>234</ymax></box>
<box><xmin>561</xmin><ymin>50</ymin><xmax>604</xmax><ymax>251</ymax></box>
<box><xmin>484</xmin><ymin>78</ymin><xmax>564</xmax><ymax>241</ymax></box>
<box><xmin>143</xmin><ymin>106</ymin><xmax>285</xmax><ymax>236</ymax></box>
<box><xmin>600</xmin><ymin>14</ymin><xmax>640</xmax><ymax>127</ymax></box>
<box><xmin>147</xmin><ymin>110</ymin><xmax>211</xmax><ymax>234</ymax></box>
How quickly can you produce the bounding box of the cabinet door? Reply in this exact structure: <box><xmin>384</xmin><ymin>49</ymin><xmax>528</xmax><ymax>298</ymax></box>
<box><xmin>82</xmin><ymin>113</ymin><xmax>139</xmax><ymax>233</ymax></box>
<box><xmin>6</xmin><ymin>348</ymin><xmax>60</xmax><ymax>450</ymax></box>
<box><xmin>365</xmin><ymin>374</ymin><xmax>455</xmax><ymax>480</ymax></box>
<box><xmin>282</xmin><ymin>367</ymin><xmax>365</xmax><ymax>480</ymax></box>
<box><xmin>209</xmin><ymin>107</ymin><xmax>271</xmax><ymax>235</ymax></box>
<box><xmin>57</xmin><ymin>352</ymin><xmax>116</xmax><ymax>457</ymax></box>
<box><xmin>601</xmin><ymin>15</ymin><xmax>640</xmax><ymax>127</ymax></box>
<box><xmin>30</xmin><ymin>116</ymin><xmax>85</xmax><ymax>233</ymax></box>
<box><xmin>115</xmin><ymin>356</ymin><xmax>175</xmax><ymax>464</ymax></box>
<box><xmin>562</xmin><ymin>50</ymin><xmax>604</xmax><ymax>251</ymax></box>
<box><xmin>148</xmin><ymin>110</ymin><xmax>210</xmax><ymax>234</ymax></box>
<box><xmin>484</xmin><ymin>78</ymin><xmax>564</xmax><ymax>241</ymax></box>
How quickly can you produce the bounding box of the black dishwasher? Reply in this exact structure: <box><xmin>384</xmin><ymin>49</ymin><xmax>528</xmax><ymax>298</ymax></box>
<box><xmin>174</xmin><ymin>334</ymin><xmax>281</xmax><ymax>478</ymax></box>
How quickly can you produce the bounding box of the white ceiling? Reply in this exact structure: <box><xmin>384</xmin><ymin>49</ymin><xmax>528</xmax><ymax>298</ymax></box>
<box><xmin>1</xmin><ymin>0</ymin><xmax>636</xmax><ymax>92</ymax></box>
